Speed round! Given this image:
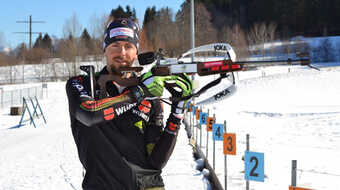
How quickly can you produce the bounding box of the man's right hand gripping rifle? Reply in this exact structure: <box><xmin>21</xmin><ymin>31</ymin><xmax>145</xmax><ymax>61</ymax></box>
<box><xmin>134</xmin><ymin>70</ymin><xmax>193</xmax><ymax>134</ymax></box>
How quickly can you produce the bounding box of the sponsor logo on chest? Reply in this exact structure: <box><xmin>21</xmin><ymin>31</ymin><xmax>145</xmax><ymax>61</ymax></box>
<box><xmin>113</xmin><ymin>100</ymin><xmax>151</xmax><ymax>121</ymax></box>
<box><xmin>115</xmin><ymin>103</ymin><xmax>137</xmax><ymax>116</ymax></box>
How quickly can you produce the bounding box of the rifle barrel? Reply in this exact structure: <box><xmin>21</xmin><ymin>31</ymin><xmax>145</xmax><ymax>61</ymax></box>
<box><xmin>151</xmin><ymin>58</ymin><xmax>310</xmax><ymax>76</ymax></box>
<box><xmin>237</xmin><ymin>58</ymin><xmax>310</xmax><ymax>67</ymax></box>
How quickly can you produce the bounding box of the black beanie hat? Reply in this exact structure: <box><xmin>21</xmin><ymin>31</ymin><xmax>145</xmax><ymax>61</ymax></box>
<box><xmin>103</xmin><ymin>18</ymin><xmax>140</xmax><ymax>51</ymax></box>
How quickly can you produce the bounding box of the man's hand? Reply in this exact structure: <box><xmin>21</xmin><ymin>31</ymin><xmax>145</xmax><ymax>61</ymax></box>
<box><xmin>140</xmin><ymin>70</ymin><xmax>180</xmax><ymax>97</ymax></box>
<box><xmin>164</xmin><ymin>73</ymin><xmax>193</xmax><ymax>114</ymax></box>
<box><xmin>139</xmin><ymin>71</ymin><xmax>192</xmax><ymax>114</ymax></box>
<box><xmin>164</xmin><ymin>73</ymin><xmax>192</xmax><ymax>98</ymax></box>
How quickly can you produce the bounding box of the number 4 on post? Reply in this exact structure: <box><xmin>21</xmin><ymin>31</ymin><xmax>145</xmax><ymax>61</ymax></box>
<box><xmin>212</xmin><ymin>124</ymin><xmax>224</xmax><ymax>141</ymax></box>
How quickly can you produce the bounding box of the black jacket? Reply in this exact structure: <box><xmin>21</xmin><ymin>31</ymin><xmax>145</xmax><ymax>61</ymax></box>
<box><xmin>66</xmin><ymin>67</ymin><xmax>180</xmax><ymax>190</ymax></box>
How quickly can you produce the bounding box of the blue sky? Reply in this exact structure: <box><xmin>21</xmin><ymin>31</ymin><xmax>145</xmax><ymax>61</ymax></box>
<box><xmin>1</xmin><ymin>0</ymin><xmax>184</xmax><ymax>48</ymax></box>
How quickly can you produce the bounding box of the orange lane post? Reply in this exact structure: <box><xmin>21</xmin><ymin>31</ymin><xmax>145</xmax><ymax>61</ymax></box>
<box><xmin>223</xmin><ymin>121</ymin><xmax>236</xmax><ymax>190</ymax></box>
<box><xmin>196</xmin><ymin>108</ymin><xmax>200</xmax><ymax>120</ymax></box>
<box><xmin>206</xmin><ymin>116</ymin><xmax>215</xmax><ymax>131</ymax></box>
<box><xmin>188</xmin><ymin>103</ymin><xmax>193</xmax><ymax>112</ymax></box>
<box><xmin>223</xmin><ymin>133</ymin><xmax>236</xmax><ymax>155</ymax></box>
<box><xmin>289</xmin><ymin>186</ymin><xmax>314</xmax><ymax>190</ymax></box>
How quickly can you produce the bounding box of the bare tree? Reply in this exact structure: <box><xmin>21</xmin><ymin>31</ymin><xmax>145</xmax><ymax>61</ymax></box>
<box><xmin>50</xmin><ymin>35</ymin><xmax>60</xmax><ymax>81</ymax></box>
<box><xmin>0</xmin><ymin>53</ymin><xmax>4</xmax><ymax>66</ymax></box>
<box><xmin>145</xmin><ymin>7</ymin><xmax>181</xmax><ymax>56</ymax></box>
<box><xmin>194</xmin><ymin>3</ymin><xmax>217</xmax><ymax>46</ymax></box>
<box><xmin>62</xmin><ymin>13</ymin><xmax>82</xmax><ymax>77</ymax></box>
<box><xmin>63</xmin><ymin>12</ymin><xmax>83</xmax><ymax>38</ymax></box>
<box><xmin>139</xmin><ymin>27</ymin><xmax>151</xmax><ymax>52</ymax></box>
<box><xmin>248</xmin><ymin>23</ymin><xmax>266</xmax><ymax>46</ymax></box>
<box><xmin>24</xmin><ymin>47</ymin><xmax>49</xmax><ymax>64</ymax></box>
<box><xmin>267</xmin><ymin>23</ymin><xmax>277</xmax><ymax>42</ymax></box>
<box><xmin>175</xmin><ymin>2</ymin><xmax>217</xmax><ymax>54</ymax></box>
<box><xmin>88</xmin><ymin>13</ymin><xmax>107</xmax><ymax>40</ymax></box>
<box><xmin>0</xmin><ymin>51</ymin><xmax>18</xmax><ymax>84</ymax></box>
<box><xmin>88</xmin><ymin>13</ymin><xmax>108</xmax><ymax>66</ymax></box>
<box><xmin>248</xmin><ymin>22</ymin><xmax>277</xmax><ymax>55</ymax></box>
<box><xmin>57</xmin><ymin>37</ymin><xmax>78</xmax><ymax>77</ymax></box>
<box><xmin>30</xmin><ymin>48</ymin><xmax>50</xmax><ymax>81</ymax></box>
<box><xmin>220</xmin><ymin>24</ymin><xmax>249</xmax><ymax>59</ymax></box>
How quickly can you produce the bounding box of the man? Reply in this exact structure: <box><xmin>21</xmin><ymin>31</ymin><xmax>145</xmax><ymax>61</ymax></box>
<box><xmin>66</xmin><ymin>17</ymin><xmax>192</xmax><ymax>190</ymax></box>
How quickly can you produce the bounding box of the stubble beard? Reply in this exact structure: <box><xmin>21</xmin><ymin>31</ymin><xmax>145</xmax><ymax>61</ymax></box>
<box><xmin>107</xmin><ymin>56</ymin><xmax>133</xmax><ymax>77</ymax></box>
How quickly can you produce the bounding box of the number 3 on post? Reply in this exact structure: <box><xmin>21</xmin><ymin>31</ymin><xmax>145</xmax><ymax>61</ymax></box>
<box><xmin>223</xmin><ymin>133</ymin><xmax>236</xmax><ymax>155</ymax></box>
<box><xmin>245</xmin><ymin>151</ymin><xmax>264</xmax><ymax>182</ymax></box>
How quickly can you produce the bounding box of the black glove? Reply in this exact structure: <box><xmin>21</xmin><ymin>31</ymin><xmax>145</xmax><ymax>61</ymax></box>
<box><xmin>164</xmin><ymin>73</ymin><xmax>193</xmax><ymax>115</ymax></box>
<box><xmin>164</xmin><ymin>113</ymin><xmax>182</xmax><ymax>135</ymax></box>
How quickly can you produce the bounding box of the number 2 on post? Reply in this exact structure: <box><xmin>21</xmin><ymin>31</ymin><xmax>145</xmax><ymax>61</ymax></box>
<box><xmin>244</xmin><ymin>151</ymin><xmax>264</xmax><ymax>182</ymax></box>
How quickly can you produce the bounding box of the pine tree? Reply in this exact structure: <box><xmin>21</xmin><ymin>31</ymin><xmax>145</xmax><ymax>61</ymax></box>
<box><xmin>80</xmin><ymin>28</ymin><xmax>93</xmax><ymax>54</ymax></box>
<box><xmin>33</xmin><ymin>33</ymin><xmax>43</xmax><ymax>49</ymax></box>
<box><xmin>132</xmin><ymin>8</ymin><xmax>137</xmax><ymax>20</ymax></box>
<box><xmin>143</xmin><ymin>6</ymin><xmax>157</xmax><ymax>25</ymax></box>
<box><xmin>111</xmin><ymin>5</ymin><xmax>125</xmax><ymax>18</ymax></box>
<box><xmin>41</xmin><ymin>33</ymin><xmax>53</xmax><ymax>52</ymax></box>
<box><xmin>110</xmin><ymin>5</ymin><xmax>137</xmax><ymax>20</ymax></box>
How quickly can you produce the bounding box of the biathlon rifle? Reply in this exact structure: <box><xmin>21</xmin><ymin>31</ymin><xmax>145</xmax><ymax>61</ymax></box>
<box><xmin>118</xmin><ymin>43</ymin><xmax>313</xmax><ymax>100</ymax></box>
<box><xmin>81</xmin><ymin>43</ymin><xmax>313</xmax><ymax>101</ymax></box>
<box><xmin>133</xmin><ymin>43</ymin><xmax>313</xmax><ymax>76</ymax></box>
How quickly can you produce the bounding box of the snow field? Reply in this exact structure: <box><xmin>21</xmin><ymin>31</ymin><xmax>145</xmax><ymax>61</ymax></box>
<box><xmin>1</xmin><ymin>65</ymin><xmax>340</xmax><ymax>189</ymax></box>
<box><xmin>192</xmin><ymin>67</ymin><xmax>340</xmax><ymax>189</ymax></box>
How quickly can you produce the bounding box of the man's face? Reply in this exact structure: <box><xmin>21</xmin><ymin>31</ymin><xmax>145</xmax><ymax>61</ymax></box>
<box><xmin>104</xmin><ymin>41</ymin><xmax>137</xmax><ymax>75</ymax></box>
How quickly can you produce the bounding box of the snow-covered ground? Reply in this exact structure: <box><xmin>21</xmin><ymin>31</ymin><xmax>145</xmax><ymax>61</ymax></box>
<box><xmin>194</xmin><ymin>66</ymin><xmax>340</xmax><ymax>190</ymax></box>
<box><xmin>1</xmin><ymin>63</ymin><xmax>340</xmax><ymax>190</ymax></box>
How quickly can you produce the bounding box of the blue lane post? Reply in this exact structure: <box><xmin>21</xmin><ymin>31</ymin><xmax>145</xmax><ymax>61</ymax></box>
<box><xmin>244</xmin><ymin>151</ymin><xmax>265</xmax><ymax>182</ymax></box>
<box><xmin>206</xmin><ymin>109</ymin><xmax>209</xmax><ymax>158</ymax></box>
<box><xmin>212</xmin><ymin>122</ymin><xmax>224</xmax><ymax>170</ymax></box>
<box><xmin>199</xmin><ymin>107</ymin><xmax>202</xmax><ymax>149</ymax></box>
<box><xmin>212</xmin><ymin>114</ymin><xmax>216</xmax><ymax>170</ymax></box>
<box><xmin>199</xmin><ymin>109</ymin><xmax>208</xmax><ymax>149</ymax></box>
